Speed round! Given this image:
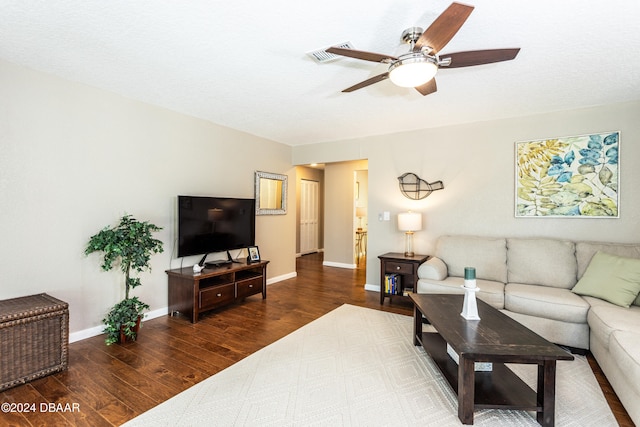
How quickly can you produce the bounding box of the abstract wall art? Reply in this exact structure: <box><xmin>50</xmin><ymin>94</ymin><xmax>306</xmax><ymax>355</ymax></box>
<box><xmin>515</xmin><ymin>131</ymin><xmax>619</xmax><ymax>218</ymax></box>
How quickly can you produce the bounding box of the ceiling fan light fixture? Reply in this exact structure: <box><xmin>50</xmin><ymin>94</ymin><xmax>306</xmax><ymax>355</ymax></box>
<box><xmin>388</xmin><ymin>54</ymin><xmax>438</xmax><ymax>88</ymax></box>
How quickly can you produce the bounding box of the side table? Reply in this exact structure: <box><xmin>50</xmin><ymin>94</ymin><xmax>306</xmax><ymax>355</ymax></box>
<box><xmin>378</xmin><ymin>252</ymin><xmax>429</xmax><ymax>304</ymax></box>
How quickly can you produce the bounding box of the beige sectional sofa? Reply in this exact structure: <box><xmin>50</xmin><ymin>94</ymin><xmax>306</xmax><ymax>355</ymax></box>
<box><xmin>416</xmin><ymin>235</ymin><xmax>640</xmax><ymax>424</ymax></box>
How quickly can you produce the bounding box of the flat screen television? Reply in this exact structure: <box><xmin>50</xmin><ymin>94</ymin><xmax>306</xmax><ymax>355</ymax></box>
<box><xmin>177</xmin><ymin>195</ymin><xmax>255</xmax><ymax>264</ymax></box>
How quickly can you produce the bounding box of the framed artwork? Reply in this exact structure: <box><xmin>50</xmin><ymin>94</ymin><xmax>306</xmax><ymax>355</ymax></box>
<box><xmin>515</xmin><ymin>131</ymin><xmax>619</xmax><ymax>218</ymax></box>
<box><xmin>248</xmin><ymin>246</ymin><xmax>261</xmax><ymax>263</ymax></box>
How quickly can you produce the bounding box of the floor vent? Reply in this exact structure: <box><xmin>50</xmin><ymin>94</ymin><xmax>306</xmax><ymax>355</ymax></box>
<box><xmin>307</xmin><ymin>42</ymin><xmax>353</xmax><ymax>63</ymax></box>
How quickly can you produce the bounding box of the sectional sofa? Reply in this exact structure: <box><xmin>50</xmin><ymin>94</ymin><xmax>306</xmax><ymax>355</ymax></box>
<box><xmin>415</xmin><ymin>235</ymin><xmax>640</xmax><ymax>424</ymax></box>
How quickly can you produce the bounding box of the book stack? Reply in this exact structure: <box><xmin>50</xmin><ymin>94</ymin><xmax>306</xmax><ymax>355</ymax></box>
<box><xmin>384</xmin><ymin>273</ymin><xmax>401</xmax><ymax>295</ymax></box>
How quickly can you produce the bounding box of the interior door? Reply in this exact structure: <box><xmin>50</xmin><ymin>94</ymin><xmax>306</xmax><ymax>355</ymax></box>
<box><xmin>300</xmin><ymin>179</ymin><xmax>319</xmax><ymax>254</ymax></box>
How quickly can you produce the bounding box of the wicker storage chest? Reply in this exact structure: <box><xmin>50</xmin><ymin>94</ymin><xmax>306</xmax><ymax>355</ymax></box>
<box><xmin>0</xmin><ymin>293</ymin><xmax>69</xmax><ymax>391</ymax></box>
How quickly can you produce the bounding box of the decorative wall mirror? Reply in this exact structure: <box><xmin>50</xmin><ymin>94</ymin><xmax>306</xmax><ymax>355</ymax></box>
<box><xmin>255</xmin><ymin>171</ymin><xmax>287</xmax><ymax>215</ymax></box>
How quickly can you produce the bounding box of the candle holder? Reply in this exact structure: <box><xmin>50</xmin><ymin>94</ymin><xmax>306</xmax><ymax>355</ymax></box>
<box><xmin>461</xmin><ymin>267</ymin><xmax>480</xmax><ymax>320</ymax></box>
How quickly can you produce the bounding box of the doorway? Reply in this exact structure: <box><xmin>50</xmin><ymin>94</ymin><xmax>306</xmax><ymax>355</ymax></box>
<box><xmin>300</xmin><ymin>179</ymin><xmax>319</xmax><ymax>254</ymax></box>
<box><xmin>354</xmin><ymin>169</ymin><xmax>368</xmax><ymax>268</ymax></box>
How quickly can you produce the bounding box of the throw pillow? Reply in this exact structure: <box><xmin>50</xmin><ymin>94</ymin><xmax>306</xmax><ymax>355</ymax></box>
<box><xmin>572</xmin><ymin>251</ymin><xmax>640</xmax><ymax>307</ymax></box>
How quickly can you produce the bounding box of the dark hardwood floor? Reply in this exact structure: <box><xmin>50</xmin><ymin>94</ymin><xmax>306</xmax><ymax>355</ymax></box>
<box><xmin>1</xmin><ymin>253</ymin><xmax>633</xmax><ymax>426</ymax></box>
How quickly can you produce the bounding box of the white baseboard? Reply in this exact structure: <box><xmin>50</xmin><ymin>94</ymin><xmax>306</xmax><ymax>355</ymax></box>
<box><xmin>69</xmin><ymin>272</ymin><xmax>297</xmax><ymax>343</ymax></box>
<box><xmin>267</xmin><ymin>271</ymin><xmax>297</xmax><ymax>284</ymax></box>
<box><xmin>364</xmin><ymin>283</ymin><xmax>381</xmax><ymax>292</ymax></box>
<box><xmin>69</xmin><ymin>306</ymin><xmax>169</xmax><ymax>343</ymax></box>
<box><xmin>322</xmin><ymin>261</ymin><xmax>356</xmax><ymax>269</ymax></box>
<box><xmin>69</xmin><ymin>325</ymin><xmax>104</xmax><ymax>343</ymax></box>
<box><xmin>296</xmin><ymin>249</ymin><xmax>324</xmax><ymax>257</ymax></box>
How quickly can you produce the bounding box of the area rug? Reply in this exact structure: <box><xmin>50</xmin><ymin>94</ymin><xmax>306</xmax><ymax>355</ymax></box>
<box><xmin>123</xmin><ymin>304</ymin><xmax>617</xmax><ymax>426</ymax></box>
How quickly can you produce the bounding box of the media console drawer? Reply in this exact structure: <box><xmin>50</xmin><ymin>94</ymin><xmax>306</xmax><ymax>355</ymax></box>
<box><xmin>199</xmin><ymin>283</ymin><xmax>235</xmax><ymax>310</ymax></box>
<box><xmin>237</xmin><ymin>276</ymin><xmax>263</xmax><ymax>299</ymax></box>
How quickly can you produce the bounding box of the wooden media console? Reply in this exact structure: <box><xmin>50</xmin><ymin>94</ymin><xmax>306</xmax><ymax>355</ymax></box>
<box><xmin>166</xmin><ymin>260</ymin><xmax>268</xmax><ymax>323</ymax></box>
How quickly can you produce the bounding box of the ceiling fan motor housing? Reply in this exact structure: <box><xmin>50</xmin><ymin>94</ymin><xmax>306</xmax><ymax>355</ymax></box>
<box><xmin>401</xmin><ymin>27</ymin><xmax>424</xmax><ymax>45</ymax></box>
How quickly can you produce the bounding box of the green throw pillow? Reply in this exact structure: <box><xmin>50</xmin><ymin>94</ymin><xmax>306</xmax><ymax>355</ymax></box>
<box><xmin>572</xmin><ymin>251</ymin><xmax>640</xmax><ymax>307</ymax></box>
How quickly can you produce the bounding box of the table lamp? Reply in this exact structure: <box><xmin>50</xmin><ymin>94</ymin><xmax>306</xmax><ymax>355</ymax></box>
<box><xmin>397</xmin><ymin>211</ymin><xmax>422</xmax><ymax>257</ymax></box>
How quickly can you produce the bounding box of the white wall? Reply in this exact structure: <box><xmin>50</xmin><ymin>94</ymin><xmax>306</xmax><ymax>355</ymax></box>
<box><xmin>293</xmin><ymin>101</ymin><xmax>640</xmax><ymax>288</ymax></box>
<box><xmin>4</xmin><ymin>56</ymin><xmax>637</xmax><ymax>335</ymax></box>
<box><xmin>323</xmin><ymin>160</ymin><xmax>368</xmax><ymax>267</ymax></box>
<box><xmin>0</xmin><ymin>59</ymin><xmax>296</xmax><ymax>336</ymax></box>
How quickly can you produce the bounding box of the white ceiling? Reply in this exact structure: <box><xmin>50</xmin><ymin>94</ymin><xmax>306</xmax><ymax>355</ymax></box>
<box><xmin>2</xmin><ymin>1</ymin><xmax>640</xmax><ymax>146</ymax></box>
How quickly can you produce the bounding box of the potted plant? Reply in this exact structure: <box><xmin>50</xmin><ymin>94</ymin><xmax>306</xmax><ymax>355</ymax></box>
<box><xmin>85</xmin><ymin>214</ymin><xmax>164</xmax><ymax>345</ymax></box>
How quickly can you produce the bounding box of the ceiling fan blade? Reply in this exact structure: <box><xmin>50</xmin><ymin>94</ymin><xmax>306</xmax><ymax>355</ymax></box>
<box><xmin>441</xmin><ymin>48</ymin><xmax>521</xmax><ymax>68</ymax></box>
<box><xmin>342</xmin><ymin>73</ymin><xmax>389</xmax><ymax>92</ymax></box>
<box><xmin>415</xmin><ymin>78</ymin><xmax>438</xmax><ymax>96</ymax></box>
<box><xmin>326</xmin><ymin>47</ymin><xmax>397</xmax><ymax>63</ymax></box>
<box><xmin>415</xmin><ymin>2</ymin><xmax>474</xmax><ymax>54</ymax></box>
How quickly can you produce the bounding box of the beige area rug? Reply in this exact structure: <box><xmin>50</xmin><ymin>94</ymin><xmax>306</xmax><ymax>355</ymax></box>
<box><xmin>123</xmin><ymin>304</ymin><xmax>617</xmax><ymax>426</ymax></box>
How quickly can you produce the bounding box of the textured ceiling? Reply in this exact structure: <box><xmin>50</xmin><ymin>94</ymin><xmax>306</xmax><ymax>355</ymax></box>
<box><xmin>2</xmin><ymin>1</ymin><xmax>639</xmax><ymax>146</ymax></box>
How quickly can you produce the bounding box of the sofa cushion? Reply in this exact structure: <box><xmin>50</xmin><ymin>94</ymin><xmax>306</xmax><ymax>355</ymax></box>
<box><xmin>507</xmin><ymin>238</ymin><xmax>577</xmax><ymax>289</ymax></box>
<box><xmin>435</xmin><ymin>236</ymin><xmax>507</xmax><ymax>283</ymax></box>
<box><xmin>416</xmin><ymin>276</ymin><xmax>505</xmax><ymax>309</ymax></box>
<box><xmin>502</xmin><ymin>310</ymin><xmax>590</xmax><ymax>350</ymax></box>
<box><xmin>609</xmin><ymin>330</ymin><xmax>640</xmax><ymax>388</ymax></box>
<box><xmin>505</xmin><ymin>283</ymin><xmax>589</xmax><ymax>323</ymax></box>
<box><xmin>587</xmin><ymin>301</ymin><xmax>640</xmax><ymax>348</ymax></box>
<box><xmin>576</xmin><ymin>242</ymin><xmax>640</xmax><ymax>306</ymax></box>
<box><xmin>417</xmin><ymin>257</ymin><xmax>447</xmax><ymax>281</ymax></box>
<box><xmin>572</xmin><ymin>251</ymin><xmax>640</xmax><ymax>307</ymax></box>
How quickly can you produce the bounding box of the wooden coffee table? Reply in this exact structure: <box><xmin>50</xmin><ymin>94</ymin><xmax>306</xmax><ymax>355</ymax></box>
<box><xmin>410</xmin><ymin>293</ymin><xmax>573</xmax><ymax>426</ymax></box>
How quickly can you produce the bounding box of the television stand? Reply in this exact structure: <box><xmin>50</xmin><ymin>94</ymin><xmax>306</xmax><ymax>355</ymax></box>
<box><xmin>166</xmin><ymin>260</ymin><xmax>269</xmax><ymax>323</ymax></box>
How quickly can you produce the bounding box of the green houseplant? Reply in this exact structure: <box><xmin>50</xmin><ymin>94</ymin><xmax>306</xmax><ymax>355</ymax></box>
<box><xmin>85</xmin><ymin>214</ymin><xmax>164</xmax><ymax>345</ymax></box>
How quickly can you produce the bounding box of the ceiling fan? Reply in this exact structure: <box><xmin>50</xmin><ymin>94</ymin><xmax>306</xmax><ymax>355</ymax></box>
<box><xmin>326</xmin><ymin>2</ymin><xmax>520</xmax><ymax>96</ymax></box>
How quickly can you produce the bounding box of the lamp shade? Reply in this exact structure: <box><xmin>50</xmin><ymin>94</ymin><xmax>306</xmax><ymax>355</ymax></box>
<box><xmin>355</xmin><ymin>207</ymin><xmax>367</xmax><ymax>218</ymax></box>
<box><xmin>398</xmin><ymin>212</ymin><xmax>422</xmax><ymax>232</ymax></box>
